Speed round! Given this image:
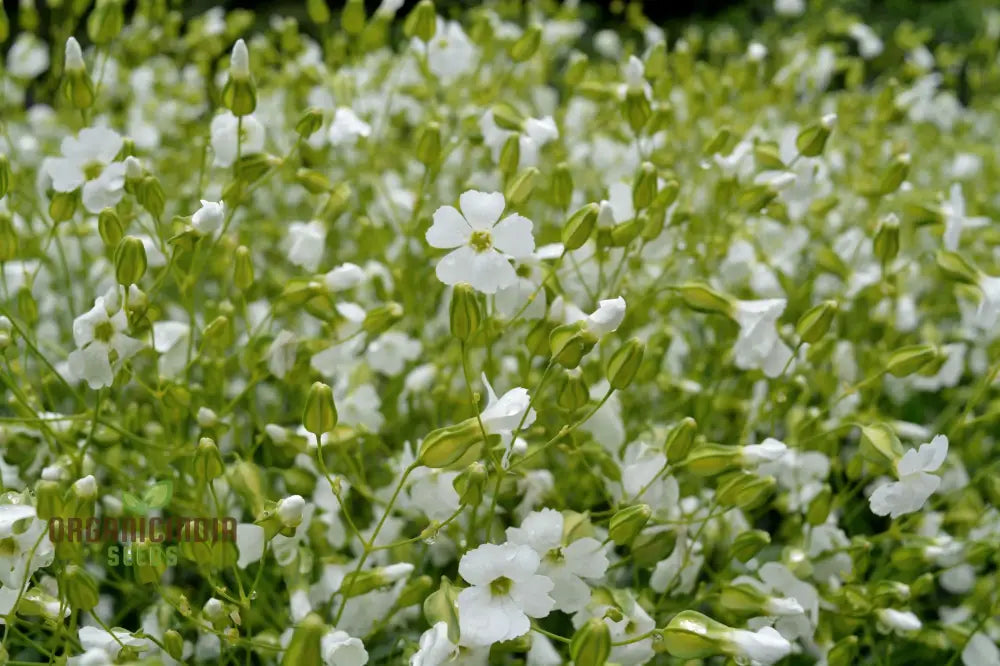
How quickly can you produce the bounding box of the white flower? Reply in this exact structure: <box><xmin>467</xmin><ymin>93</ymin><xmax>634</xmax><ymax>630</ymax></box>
<box><xmin>192</xmin><ymin>200</ymin><xmax>225</xmax><ymax>234</ymax></box>
<box><xmin>427</xmin><ymin>191</ymin><xmax>535</xmax><ymax>294</ymax></box>
<box><xmin>328</xmin><ymin>108</ymin><xmax>372</xmax><ymax>146</ymax></box>
<box><xmin>45</xmin><ymin>127</ymin><xmax>126</xmax><ymax>213</ymax></box>
<box><xmin>75</xmin><ymin>626</ymin><xmax>150</xmax><ymax>662</ymax></box>
<box><xmin>210</xmin><ymin>112</ymin><xmax>265</xmax><ymax>167</ymax></box>
<box><xmin>774</xmin><ymin>0</ymin><xmax>805</xmax><ymax>16</ymax></box>
<box><xmin>733</xmin><ymin>299</ymin><xmax>793</xmax><ymax>378</ymax></box>
<box><xmin>68</xmin><ymin>296</ymin><xmax>144</xmax><ymax>389</ymax></box>
<box><xmin>506</xmin><ymin>508</ymin><xmax>608</xmax><ymax>613</ymax></box>
<box><xmin>456</xmin><ymin>542</ymin><xmax>555</xmax><ymax>647</ymax></box>
<box><xmin>584</xmin><ymin>296</ymin><xmax>627</xmax><ymax>336</ymax></box>
<box><xmin>287</xmin><ymin>221</ymin><xmax>327</xmax><ymax>271</ymax></box>
<box><xmin>410</xmin><ymin>622</ymin><xmax>457</xmax><ymax>666</ymax></box>
<box><xmin>942</xmin><ymin>183</ymin><xmax>990</xmax><ymax>251</ymax></box>
<box><xmin>0</xmin><ymin>503</ymin><xmax>54</xmax><ymax>591</ymax></box>
<box><xmin>7</xmin><ymin>34</ymin><xmax>50</xmax><ymax>79</ymax></box>
<box><xmin>151</xmin><ymin>323</ymin><xmax>190</xmax><ymax>377</ymax></box>
<box><xmin>742</xmin><ymin>438</ymin><xmax>788</xmax><ymax>465</ymax></box>
<box><xmin>65</xmin><ymin>37</ymin><xmax>85</xmax><ymax>72</ymax></box>
<box><xmin>321</xmin><ymin>630</ymin><xmax>368</xmax><ymax>666</ymax></box>
<box><xmin>869</xmin><ymin>435</ymin><xmax>948</xmax><ymax>519</ymax></box>
<box><xmin>480</xmin><ymin>373</ymin><xmax>536</xmax><ymax>467</ymax></box>
<box><xmin>277</xmin><ymin>495</ymin><xmax>306</xmax><ymax>527</ymax></box>
<box><xmin>963</xmin><ymin>633</ymin><xmax>1000</xmax><ymax>666</ymax></box>
<box><xmin>230</xmin><ymin>39</ymin><xmax>250</xmax><ymax>78</ymax></box>
<box><xmin>424</xmin><ymin>20</ymin><xmax>477</xmax><ymax>83</ymax></box>
<box><xmin>848</xmin><ymin>23</ymin><xmax>884</xmax><ymax>59</ymax></box>
<box><xmin>367</xmin><ymin>332</ymin><xmax>421</xmax><ymax>376</ymax></box>
<box><xmin>724</xmin><ymin>626</ymin><xmax>792</xmax><ymax>665</ymax></box>
<box><xmin>624</xmin><ymin>55</ymin><xmax>645</xmax><ymax>93</ymax></box>
<box><xmin>267</xmin><ymin>330</ymin><xmax>298</xmax><ymax>379</ymax></box>
<box><xmin>478</xmin><ymin>111</ymin><xmax>559</xmax><ymax>167</ymax></box>
<box><xmin>324</xmin><ymin>263</ymin><xmax>365</xmax><ymax>291</ymax></box>
<box><xmin>876</xmin><ymin>608</ymin><xmax>922</xmax><ymax>634</ymax></box>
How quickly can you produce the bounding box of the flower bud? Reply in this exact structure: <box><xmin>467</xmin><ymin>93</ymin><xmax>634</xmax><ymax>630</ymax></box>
<box><xmin>296</xmin><ymin>108</ymin><xmax>324</xmax><ymax>139</ymax></box>
<box><xmin>631</xmin><ymin>529</ymin><xmax>677</xmax><ymax>567</ymax></box>
<box><xmin>796</xmin><ymin>300</ymin><xmax>837</xmax><ymax>344</ymax></box>
<box><xmin>886</xmin><ymin>344</ymin><xmax>938</xmax><ymax>377</ymax></box>
<box><xmin>716</xmin><ymin>471</ymin><xmax>776</xmax><ymax>510</ymax></box>
<box><xmin>556</xmin><ymin>369</ymin><xmax>589</xmax><ymax>411</ymax></box>
<box><xmin>423</xmin><ymin>577</ymin><xmax>460</xmax><ymax>643</ymax></box>
<box><xmin>859</xmin><ymin>423</ymin><xmax>904</xmax><ymax>468</ymax></box>
<box><xmin>609</xmin><ymin>217</ymin><xmax>642</xmax><ymax>246</ymax></box>
<box><xmin>452</xmin><ymin>462</ymin><xmax>487</xmax><ymax>506</ymax></box>
<box><xmin>549</xmin><ymin>322</ymin><xmax>597</xmax><ymax>369</ymax></box>
<box><xmin>295</xmin><ymin>168</ymin><xmax>332</xmax><ymax>194</ymax></box>
<box><xmin>64</xmin><ymin>564</ymin><xmax>99</xmax><ymax>611</ymax></box>
<box><xmin>49</xmin><ymin>191</ymin><xmax>78</xmax><ymax>222</ymax></box>
<box><xmin>731</xmin><ymin>529</ymin><xmax>770</xmax><ymax>562</ymax></box>
<box><xmin>661</xmin><ymin>610</ymin><xmax>727</xmax><ymax>659</ymax></box>
<box><xmin>0</xmin><ymin>153</ymin><xmax>9</xmax><ymax>199</ymax></box>
<box><xmin>609</xmin><ymin>504</ymin><xmax>651</xmax><ymax>546</ymax></box>
<box><xmin>303</xmin><ymin>382</ymin><xmax>338</xmax><ymax>438</ymax></box>
<box><xmin>0</xmin><ymin>5</ymin><xmax>7</xmax><ymax>43</ymax></box>
<box><xmin>877</xmin><ymin>153</ymin><xmax>910</xmax><ymax>195</ymax></box>
<box><xmin>873</xmin><ymin>213</ymin><xmax>900</xmax><ymax>264</ymax></box>
<box><xmin>509</xmin><ymin>23</ymin><xmax>542</xmax><ymax>62</ymax></box>
<box><xmin>685</xmin><ymin>443</ymin><xmax>741</xmax><ymax>477</ymax></box>
<box><xmin>826</xmin><ymin>635</ymin><xmax>858</xmax><ymax>666</ymax></box>
<box><xmin>280</xmin><ymin>613</ymin><xmax>326</xmax><ymax>666</ymax></box>
<box><xmin>936</xmin><ymin>250</ymin><xmax>979</xmax><ymax>284</ymax></box>
<box><xmin>341</xmin><ymin>563</ymin><xmax>413</xmax><ymax>598</ymax></box>
<box><xmin>87</xmin><ymin>0</ymin><xmax>124</xmax><ymax>45</ymax></box>
<box><xmin>234</xmin><ymin>246</ymin><xmax>254</xmax><ymax>291</ymax></box>
<box><xmin>505</xmin><ymin>167</ymin><xmax>539</xmax><ymax>206</ymax></box>
<box><xmin>498</xmin><ymin>134</ymin><xmax>520</xmax><ymax>174</ymax></box>
<box><xmin>806</xmin><ymin>484</ymin><xmax>833</xmax><ymax>525</ymax></box>
<box><xmin>276</xmin><ymin>495</ymin><xmax>305</xmax><ymax>528</ymax></box>
<box><xmin>449</xmin><ymin>283</ymin><xmax>482</xmax><ymax>342</ymax></box>
<box><xmin>665</xmin><ymin>417</ymin><xmax>697</xmax><ymax>462</ymax></box>
<box><xmin>137</xmin><ymin>175</ymin><xmax>165</xmax><ymax>219</ymax></box>
<box><xmin>306</xmin><ymin>0</ymin><xmax>330</xmax><ymax>24</ymax></box>
<box><xmin>0</xmin><ymin>213</ymin><xmax>16</xmax><ymax>262</ymax></box>
<box><xmin>96</xmin><ymin>208</ymin><xmax>123</xmax><ymax>247</ymax></box>
<box><xmin>17</xmin><ymin>287</ymin><xmax>38</xmax><ymax>327</ymax></box>
<box><xmin>795</xmin><ymin>114</ymin><xmax>836</xmax><ymax>157</ymax></box>
<box><xmin>403</xmin><ymin>0</ymin><xmax>437</xmax><ymax>43</ymax></box>
<box><xmin>491</xmin><ymin>102</ymin><xmax>524</xmax><ymax>132</ymax></box>
<box><xmin>62</xmin><ymin>37</ymin><xmax>95</xmax><ymax>109</ymax></box>
<box><xmin>623</xmin><ymin>90</ymin><xmax>651</xmax><ymax>134</ymax></box>
<box><xmin>341</xmin><ymin>0</ymin><xmax>366</xmax><ymax>35</ymax></box>
<box><xmin>195</xmin><ymin>437</ymin><xmax>225</xmax><ymax>481</ymax></box>
<box><xmin>570</xmin><ymin>618</ymin><xmax>611</xmax><ymax>666</ymax></box>
<box><xmin>676</xmin><ymin>283</ymin><xmax>734</xmax><ymax>317</ymax></box>
<box><xmin>563</xmin><ymin>203</ymin><xmax>599</xmax><ymax>251</ymax></box>
<box><xmin>362</xmin><ymin>302</ymin><xmax>403</xmax><ymax>335</ymax></box>
<box><xmin>565</xmin><ymin>51</ymin><xmax>588</xmax><ymax>86</ymax></box>
<box><xmin>632</xmin><ymin>162</ymin><xmax>658</xmax><ymax>211</ymax></box>
<box><xmin>114</xmin><ymin>236</ymin><xmax>147</xmax><ymax>286</ymax></box>
<box><xmin>606</xmin><ymin>338</ymin><xmax>645</xmax><ymax>390</ymax></box>
<box><xmin>418</xmin><ymin>418</ymin><xmax>489</xmax><ymax>469</ymax></box>
<box><xmin>222</xmin><ymin>40</ymin><xmax>257</xmax><ymax>116</ymax></box>
<box><xmin>36</xmin><ymin>480</ymin><xmax>63</xmax><ymax>520</ymax></box>
<box><xmin>754</xmin><ymin>143</ymin><xmax>786</xmax><ymax>170</ymax></box>
<box><xmin>551</xmin><ymin>162</ymin><xmax>573</xmax><ymax>210</ymax></box>
<box><xmin>525</xmin><ymin>318</ymin><xmax>552</xmax><ymax>357</ymax></box>
<box><xmin>416</xmin><ymin>121</ymin><xmax>441</xmax><ymax>167</ymax></box>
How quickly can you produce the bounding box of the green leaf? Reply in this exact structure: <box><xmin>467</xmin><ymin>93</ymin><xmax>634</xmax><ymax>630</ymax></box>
<box><xmin>122</xmin><ymin>492</ymin><xmax>147</xmax><ymax>515</ymax></box>
<box><xmin>143</xmin><ymin>481</ymin><xmax>173</xmax><ymax>509</ymax></box>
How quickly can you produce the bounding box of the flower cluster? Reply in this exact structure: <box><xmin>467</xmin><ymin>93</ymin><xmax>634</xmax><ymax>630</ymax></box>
<box><xmin>0</xmin><ymin>0</ymin><xmax>998</xmax><ymax>664</ymax></box>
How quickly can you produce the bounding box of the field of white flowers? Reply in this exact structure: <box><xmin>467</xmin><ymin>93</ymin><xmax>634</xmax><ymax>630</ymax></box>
<box><xmin>0</xmin><ymin>0</ymin><xmax>998</xmax><ymax>663</ymax></box>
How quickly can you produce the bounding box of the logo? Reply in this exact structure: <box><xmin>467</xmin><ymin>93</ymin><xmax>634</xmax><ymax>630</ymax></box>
<box><xmin>121</xmin><ymin>480</ymin><xmax>173</xmax><ymax>516</ymax></box>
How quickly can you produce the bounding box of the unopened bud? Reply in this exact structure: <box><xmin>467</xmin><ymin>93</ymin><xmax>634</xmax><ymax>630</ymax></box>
<box><xmin>606</xmin><ymin>338</ymin><xmax>645</xmax><ymax>390</ymax></box>
<box><xmin>498</xmin><ymin>134</ymin><xmax>520</xmax><ymax>174</ymax></box>
<box><xmin>423</xmin><ymin>578</ymin><xmax>460</xmax><ymax>643</ymax></box>
<box><xmin>418</xmin><ymin>418</ymin><xmax>490</xmax><ymax>469</ymax></box>
<box><xmin>306</xmin><ymin>0</ymin><xmax>330</xmax><ymax>24</ymax></box>
<box><xmin>795</xmin><ymin>114</ymin><xmax>835</xmax><ymax>157</ymax></box>
<box><xmin>363</xmin><ymin>302</ymin><xmax>403</xmax><ymax>336</ymax></box>
<box><xmin>936</xmin><ymin>250</ymin><xmax>979</xmax><ymax>284</ymax></box>
<box><xmin>556</xmin><ymin>369</ymin><xmax>589</xmax><ymax>411</ymax></box>
<box><xmin>552</xmin><ymin>163</ymin><xmax>573</xmax><ymax>210</ymax></box>
<box><xmin>878</xmin><ymin>153</ymin><xmax>910</xmax><ymax>195</ymax></box>
<box><xmin>886</xmin><ymin>344</ymin><xmax>937</xmax><ymax>377</ymax></box>
<box><xmin>660</xmin><ymin>610</ymin><xmax>727</xmax><ymax>659</ymax></box>
<box><xmin>87</xmin><ymin>0</ymin><xmax>124</xmax><ymax>45</ymax></box>
<box><xmin>403</xmin><ymin>0</ymin><xmax>437</xmax><ymax>43</ymax></box>
<box><xmin>716</xmin><ymin>471</ymin><xmax>776</xmax><ymax>510</ymax></box>
<box><xmin>416</xmin><ymin>122</ymin><xmax>441</xmax><ymax>166</ymax></box>
<box><xmin>64</xmin><ymin>564</ymin><xmax>99</xmax><ymax>611</ymax></box>
<box><xmin>570</xmin><ymin>618</ymin><xmax>611</xmax><ymax>666</ymax></box>
<box><xmin>796</xmin><ymin>300</ymin><xmax>837</xmax><ymax>344</ymax></box>
<box><xmin>685</xmin><ymin>443</ymin><xmax>741</xmax><ymax>477</ymax></box>
<box><xmin>563</xmin><ymin>203</ymin><xmax>599</xmax><ymax>251</ymax></box>
<box><xmin>222</xmin><ymin>40</ymin><xmax>257</xmax><ymax>116</ymax></box>
<box><xmin>453</xmin><ymin>462</ymin><xmax>487</xmax><ymax>506</ymax></box>
<box><xmin>665</xmin><ymin>417</ymin><xmax>697</xmax><ymax>462</ymax></box>
<box><xmin>114</xmin><ymin>236</ymin><xmax>147</xmax><ymax>286</ymax></box>
<box><xmin>509</xmin><ymin>23</ymin><xmax>542</xmax><ymax>62</ymax></box>
<box><xmin>276</xmin><ymin>495</ymin><xmax>305</xmax><ymax>528</ymax></box>
<box><xmin>731</xmin><ymin>529</ymin><xmax>770</xmax><ymax>562</ymax></box>
<box><xmin>609</xmin><ymin>504</ymin><xmax>651</xmax><ymax>546</ymax></box>
<box><xmin>549</xmin><ymin>322</ymin><xmax>597</xmax><ymax>369</ymax></box>
<box><xmin>296</xmin><ymin>108</ymin><xmax>324</xmax><ymax>139</ymax></box>
<box><xmin>505</xmin><ymin>167</ymin><xmax>539</xmax><ymax>206</ymax></box>
<box><xmin>63</xmin><ymin>37</ymin><xmax>94</xmax><ymax>109</ymax></box>
<box><xmin>859</xmin><ymin>423</ymin><xmax>904</xmax><ymax>468</ymax></box>
<box><xmin>0</xmin><ymin>213</ymin><xmax>17</xmax><ymax>261</ymax></box>
<box><xmin>633</xmin><ymin>162</ymin><xmax>657</xmax><ymax>211</ymax></box>
<box><xmin>195</xmin><ymin>437</ymin><xmax>225</xmax><ymax>481</ymax></box>
<box><xmin>303</xmin><ymin>382</ymin><xmax>337</xmax><ymax>438</ymax></box>
<box><xmin>280</xmin><ymin>613</ymin><xmax>326</xmax><ymax>666</ymax></box>
<box><xmin>873</xmin><ymin>213</ymin><xmax>900</xmax><ymax>264</ymax></box>
<box><xmin>234</xmin><ymin>246</ymin><xmax>254</xmax><ymax>290</ymax></box>
<box><xmin>341</xmin><ymin>0</ymin><xmax>366</xmax><ymax>35</ymax></box>
<box><xmin>97</xmin><ymin>208</ymin><xmax>123</xmax><ymax>247</ymax></box>
<box><xmin>676</xmin><ymin>283</ymin><xmax>734</xmax><ymax>317</ymax></box>
<box><xmin>0</xmin><ymin>154</ymin><xmax>10</xmax><ymax>199</ymax></box>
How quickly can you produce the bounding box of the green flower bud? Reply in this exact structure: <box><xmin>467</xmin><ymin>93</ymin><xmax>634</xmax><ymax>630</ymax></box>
<box><xmin>449</xmin><ymin>284</ymin><xmax>482</xmax><ymax>342</ymax></box>
<box><xmin>295</xmin><ymin>168</ymin><xmax>332</xmax><ymax>194</ymax></box>
<box><xmin>806</xmin><ymin>484</ymin><xmax>833</xmax><ymax>525</ymax></box>
<box><xmin>509</xmin><ymin>23</ymin><xmax>542</xmax><ymax>62</ymax></box>
<box><xmin>341</xmin><ymin>0</ymin><xmax>366</xmax><ymax>35</ymax></box>
<box><xmin>403</xmin><ymin>0</ymin><xmax>437</xmax><ymax>43</ymax></box>
<box><xmin>303</xmin><ymin>382</ymin><xmax>338</xmax><ymax>438</ymax></box>
<box><xmin>549</xmin><ymin>323</ymin><xmax>597</xmax><ymax>369</ymax></box>
<box><xmin>36</xmin><ymin>479</ymin><xmax>63</xmax><ymax>521</ymax></box>
<box><xmin>296</xmin><ymin>108</ymin><xmax>324</xmax><ymax>139</ymax></box>
<box><xmin>499</xmin><ymin>134</ymin><xmax>520</xmax><ymax>175</ymax></box>
<box><xmin>235</xmin><ymin>153</ymin><xmax>277</xmax><ymax>184</ymax></box>
<box><xmin>137</xmin><ymin>175</ymin><xmax>165</xmax><ymax>219</ymax></box>
<box><xmin>163</xmin><ymin>630</ymin><xmax>184</xmax><ymax>661</ymax></box>
<box><xmin>661</xmin><ymin>610</ymin><xmax>727</xmax><ymax>659</ymax></box>
<box><xmin>396</xmin><ymin>575</ymin><xmax>433</xmax><ymax>608</ymax></box>
<box><xmin>97</xmin><ymin>208</ymin><xmax>123</xmax><ymax>248</ymax></box>
<box><xmin>665</xmin><ymin>417</ymin><xmax>697</xmax><ymax>462</ymax></box>
<box><xmin>62</xmin><ymin>38</ymin><xmax>95</xmax><ymax>110</ymax></box>
<box><xmin>556</xmin><ymin>369</ymin><xmax>589</xmax><ymax>411</ymax></box>
<box><xmin>570</xmin><ymin>618</ymin><xmax>611</xmax><ymax>666</ymax></box>
<box><xmin>796</xmin><ymin>300</ymin><xmax>838</xmax><ymax>344</ymax></box>
<box><xmin>795</xmin><ymin>113</ymin><xmax>836</xmax><ymax>157</ymax></box>
<box><xmin>362</xmin><ymin>301</ymin><xmax>403</xmax><ymax>335</ymax></box>
<box><xmin>639</xmin><ymin>209</ymin><xmax>665</xmax><ymax>242</ymax></box>
<box><xmin>685</xmin><ymin>443</ymin><xmax>741</xmax><ymax>477</ymax></box>
<box><xmin>505</xmin><ymin>167</ymin><xmax>540</xmax><ymax>207</ymax></box>
<box><xmin>0</xmin><ymin>6</ymin><xmax>7</xmax><ymax>43</ymax></box>
<box><xmin>909</xmin><ymin>572</ymin><xmax>934</xmax><ymax>598</ymax></box>
<box><xmin>873</xmin><ymin>213</ymin><xmax>901</xmax><ymax>264</ymax></box>
<box><xmin>416</xmin><ymin>121</ymin><xmax>441</xmax><ymax>167</ymax></box>
<box><xmin>222</xmin><ymin>39</ymin><xmax>256</xmax><ymax>116</ymax></box>
<box><xmin>234</xmin><ymin>245</ymin><xmax>254</xmax><ymax>291</ymax></box>
<box><xmin>202</xmin><ymin>315</ymin><xmax>231</xmax><ymax>348</ymax></box>
<box><xmin>49</xmin><ymin>191</ymin><xmax>78</xmax><ymax>222</ymax></box>
<box><xmin>114</xmin><ymin>236</ymin><xmax>147</xmax><ymax>286</ymax></box>
<box><xmin>526</xmin><ymin>318</ymin><xmax>553</xmax><ymax>357</ymax></box>
<box><xmin>623</xmin><ymin>91</ymin><xmax>651</xmax><ymax>134</ymax></box>
<box><xmin>631</xmin><ymin>529</ymin><xmax>677</xmax><ymax>567</ymax></box>
<box><xmin>716</xmin><ymin>471</ymin><xmax>775</xmax><ymax>510</ymax></box>
<box><xmin>87</xmin><ymin>0</ymin><xmax>124</xmax><ymax>45</ymax></box>
<box><xmin>826</xmin><ymin>635</ymin><xmax>858</xmax><ymax>666</ymax></box>
<box><xmin>132</xmin><ymin>539</ymin><xmax>168</xmax><ymax>584</ymax></box>
<box><xmin>565</xmin><ymin>51</ymin><xmax>588</xmax><ymax>86</ymax></box>
<box><xmin>306</xmin><ymin>0</ymin><xmax>330</xmax><ymax>24</ymax></box>
<box><xmin>704</xmin><ymin>127</ymin><xmax>733</xmax><ymax>155</ymax></box>
<box><xmin>609</xmin><ymin>217</ymin><xmax>642</xmax><ymax>246</ymax></box>
<box><xmin>609</xmin><ymin>504</ymin><xmax>651</xmax><ymax>546</ymax></box>
<box><xmin>418</xmin><ymin>418</ymin><xmax>490</xmax><ymax>469</ymax></box>
<box><xmin>423</xmin><ymin>577</ymin><xmax>460</xmax><ymax>644</ymax></box>
<box><xmin>563</xmin><ymin>203</ymin><xmax>599</xmax><ymax>251</ymax></box>
<box><xmin>0</xmin><ymin>153</ymin><xmax>10</xmax><ymax>199</ymax></box>
<box><xmin>719</xmin><ymin>582</ymin><xmax>777</xmax><ymax>615</ymax></box>
<box><xmin>551</xmin><ymin>162</ymin><xmax>573</xmax><ymax>210</ymax></box>
<box><xmin>281</xmin><ymin>613</ymin><xmax>326</xmax><ymax>666</ymax></box>
<box><xmin>731</xmin><ymin>529</ymin><xmax>770</xmax><ymax>562</ymax></box>
<box><xmin>632</xmin><ymin>162</ymin><xmax>658</xmax><ymax>211</ymax></box>
<box><xmin>491</xmin><ymin>102</ymin><xmax>524</xmax><ymax>132</ymax></box>
<box><xmin>606</xmin><ymin>338</ymin><xmax>645</xmax><ymax>390</ymax></box>
<box><xmin>322</xmin><ymin>183</ymin><xmax>353</xmax><ymax>221</ymax></box>
<box><xmin>452</xmin><ymin>462</ymin><xmax>488</xmax><ymax>506</ymax></box>
<box><xmin>676</xmin><ymin>283</ymin><xmax>734</xmax><ymax>317</ymax></box>
<box><xmin>64</xmin><ymin>564</ymin><xmax>99</xmax><ymax>611</ymax></box>
<box><xmin>754</xmin><ymin>143</ymin><xmax>786</xmax><ymax>170</ymax></box>
<box><xmin>645</xmin><ymin>41</ymin><xmax>668</xmax><ymax>78</ymax></box>
<box><xmin>195</xmin><ymin>437</ymin><xmax>225</xmax><ymax>482</ymax></box>
<box><xmin>340</xmin><ymin>564</ymin><xmax>410</xmax><ymax>598</ymax></box>
<box><xmin>936</xmin><ymin>250</ymin><xmax>979</xmax><ymax>284</ymax></box>
<box><xmin>877</xmin><ymin>153</ymin><xmax>910</xmax><ymax>195</ymax></box>
<box><xmin>859</xmin><ymin>423</ymin><xmax>904</xmax><ymax>468</ymax></box>
<box><xmin>886</xmin><ymin>344</ymin><xmax>938</xmax><ymax>377</ymax></box>
<box><xmin>17</xmin><ymin>287</ymin><xmax>38</xmax><ymax>327</ymax></box>
<box><xmin>0</xmin><ymin>213</ymin><xmax>16</xmax><ymax>262</ymax></box>
<box><xmin>739</xmin><ymin>183</ymin><xmax>778</xmax><ymax>213</ymax></box>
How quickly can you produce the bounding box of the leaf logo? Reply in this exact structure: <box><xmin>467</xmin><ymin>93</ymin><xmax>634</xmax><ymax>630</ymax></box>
<box><xmin>122</xmin><ymin>480</ymin><xmax>173</xmax><ymax>515</ymax></box>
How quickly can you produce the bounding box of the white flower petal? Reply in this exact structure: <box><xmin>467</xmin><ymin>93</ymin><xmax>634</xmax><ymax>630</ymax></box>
<box><xmin>459</xmin><ymin>190</ymin><xmax>505</xmax><ymax>230</ymax></box>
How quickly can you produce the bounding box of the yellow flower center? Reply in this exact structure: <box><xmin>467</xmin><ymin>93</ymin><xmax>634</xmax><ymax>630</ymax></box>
<box><xmin>83</xmin><ymin>161</ymin><xmax>104</xmax><ymax>180</ymax></box>
<box><xmin>490</xmin><ymin>576</ymin><xmax>513</xmax><ymax>596</ymax></box>
<box><xmin>469</xmin><ymin>230</ymin><xmax>493</xmax><ymax>253</ymax></box>
<box><xmin>94</xmin><ymin>321</ymin><xmax>114</xmax><ymax>343</ymax></box>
